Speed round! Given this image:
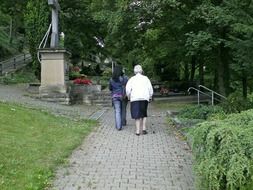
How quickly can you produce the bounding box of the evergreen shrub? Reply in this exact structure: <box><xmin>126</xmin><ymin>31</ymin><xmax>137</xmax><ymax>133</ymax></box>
<box><xmin>221</xmin><ymin>92</ymin><xmax>253</xmax><ymax>113</ymax></box>
<box><xmin>1</xmin><ymin>67</ymin><xmax>37</xmax><ymax>84</ymax></box>
<box><xmin>178</xmin><ymin>105</ymin><xmax>224</xmax><ymax>120</ymax></box>
<box><xmin>189</xmin><ymin>109</ymin><xmax>253</xmax><ymax>189</ymax></box>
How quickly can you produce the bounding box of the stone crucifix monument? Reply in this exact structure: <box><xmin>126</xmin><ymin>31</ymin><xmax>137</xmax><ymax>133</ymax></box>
<box><xmin>38</xmin><ymin>0</ymin><xmax>71</xmax><ymax>104</ymax></box>
<box><xmin>49</xmin><ymin>0</ymin><xmax>59</xmax><ymax>48</ymax></box>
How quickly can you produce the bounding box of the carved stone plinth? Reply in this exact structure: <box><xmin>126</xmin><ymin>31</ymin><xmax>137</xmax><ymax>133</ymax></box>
<box><xmin>38</xmin><ymin>48</ymin><xmax>71</xmax><ymax>104</ymax></box>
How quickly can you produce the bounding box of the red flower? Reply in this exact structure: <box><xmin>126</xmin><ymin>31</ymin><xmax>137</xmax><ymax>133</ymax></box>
<box><xmin>73</xmin><ymin>78</ymin><xmax>92</xmax><ymax>85</ymax></box>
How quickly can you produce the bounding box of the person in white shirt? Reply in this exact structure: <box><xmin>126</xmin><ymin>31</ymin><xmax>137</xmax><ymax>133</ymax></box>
<box><xmin>126</xmin><ymin>65</ymin><xmax>153</xmax><ymax>135</ymax></box>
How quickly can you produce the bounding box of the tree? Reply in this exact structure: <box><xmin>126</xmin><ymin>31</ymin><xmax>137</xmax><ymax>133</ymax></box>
<box><xmin>60</xmin><ymin>0</ymin><xmax>102</xmax><ymax>63</ymax></box>
<box><xmin>225</xmin><ymin>0</ymin><xmax>253</xmax><ymax>98</ymax></box>
<box><xmin>24</xmin><ymin>0</ymin><xmax>49</xmax><ymax>78</ymax></box>
<box><xmin>0</xmin><ymin>0</ymin><xmax>27</xmax><ymax>44</ymax></box>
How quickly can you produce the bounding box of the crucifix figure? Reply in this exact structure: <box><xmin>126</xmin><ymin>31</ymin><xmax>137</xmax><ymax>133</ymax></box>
<box><xmin>48</xmin><ymin>0</ymin><xmax>60</xmax><ymax>48</ymax></box>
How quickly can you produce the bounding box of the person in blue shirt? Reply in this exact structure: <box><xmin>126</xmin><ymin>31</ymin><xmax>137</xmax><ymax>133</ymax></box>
<box><xmin>109</xmin><ymin>65</ymin><xmax>124</xmax><ymax>130</ymax></box>
<box><xmin>121</xmin><ymin>68</ymin><xmax>128</xmax><ymax>126</ymax></box>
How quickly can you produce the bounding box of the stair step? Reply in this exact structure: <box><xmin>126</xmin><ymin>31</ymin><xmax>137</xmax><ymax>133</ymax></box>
<box><xmin>154</xmin><ymin>95</ymin><xmax>211</xmax><ymax>103</ymax></box>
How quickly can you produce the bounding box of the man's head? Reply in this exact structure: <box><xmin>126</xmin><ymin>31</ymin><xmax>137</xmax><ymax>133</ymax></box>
<box><xmin>134</xmin><ymin>65</ymin><xmax>143</xmax><ymax>74</ymax></box>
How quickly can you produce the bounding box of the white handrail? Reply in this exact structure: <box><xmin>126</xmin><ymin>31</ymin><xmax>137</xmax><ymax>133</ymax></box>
<box><xmin>188</xmin><ymin>87</ymin><xmax>211</xmax><ymax>105</ymax></box>
<box><xmin>199</xmin><ymin>85</ymin><xmax>227</xmax><ymax>105</ymax></box>
<box><xmin>199</xmin><ymin>85</ymin><xmax>227</xmax><ymax>99</ymax></box>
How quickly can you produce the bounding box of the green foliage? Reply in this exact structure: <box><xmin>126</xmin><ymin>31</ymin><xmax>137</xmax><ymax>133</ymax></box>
<box><xmin>60</xmin><ymin>0</ymin><xmax>100</xmax><ymax>62</ymax></box>
<box><xmin>221</xmin><ymin>91</ymin><xmax>253</xmax><ymax>113</ymax></box>
<box><xmin>0</xmin><ymin>67</ymin><xmax>38</xmax><ymax>84</ymax></box>
<box><xmin>178</xmin><ymin>105</ymin><xmax>224</xmax><ymax>120</ymax></box>
<box><xmin>0</xmin><ymin>8</ymin><xmax>25</xmax><ymax>58</ymax></box>
<box><xmin>0</xmin><ymin>102</ymin><xmax>96</xmax><ymax>190</ymax></box>
<box><xmin>24</xmin><ymin>0</ymin><xmax>49</xmax><ymax>76</ymax></box>
<box><xmin>189</xmin><ymin>109</ymin><xmax>253</xmax><ymax>189</ymax></box>
<box><xmin>185</xmin><ymin>31</ymin><xmax>221</xmax><ymax>56</ymax></box>
<box><xmin>69</xmin><ymin>71</ymin><xmax>81</xmax><ymax>80</ymax></box>
<box><xmin>99</xmin><ymin>67</ymin><xmax>112</xmax><ymax>89</ymax></box>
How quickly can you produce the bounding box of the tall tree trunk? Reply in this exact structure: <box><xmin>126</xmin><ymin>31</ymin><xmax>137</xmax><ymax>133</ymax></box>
<box><xmin>199</xmin><ymin>59</ymin><xmax>204</xmax><ymax>85</ymax></box>
<box><xmin>217</xmin><ymin>46</ymin><xmax>226</xmax><ymax>96</ymax></box>
<box><xmin>9</xmin><ymin>17</ymin><xmax>13</xmax><ymax>44</ymax></box>
<box><xmin>184</xmin><ymin>61</ymin><xmax>189</xmax><ymax>81</ymax></box>
<box><xmin>190</xmin><ymin>55</ymin><xmax>196</xmax><ymax>82</ymax></box>
<box><xmin>220</xmin><ymin>46</ymin><xmax>230</xmax><ymax>95</ymax></box>
<box><xmin>213</xmin><ymin>66</ymin><xmax>218</xmax><ymax>91</ymax></box>
<box><xmin>217</xmin><ymin>42</ymin><xmax>230</xmax><ymax>96</ymax></box>
<box><xmin>242</xmin><ymin>72</ymin><xmax>247</xmax><ymax>98</ymax></box>
<box><xmin>216</xmin><ymin>26</ymin><xmax>230</xmax><ymax>96</ymax></box>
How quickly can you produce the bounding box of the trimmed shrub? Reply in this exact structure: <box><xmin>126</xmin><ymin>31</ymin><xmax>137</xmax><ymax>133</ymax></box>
<box><xmin>178</xmin><ymin>105</ymin><xmax>224</xmax><ymax>120</ymax></box>
<box><xmin>189</xmin><ymin>109</ymin><xmax>253</xmax><ymax>190</ymax></box>
<box><xmin>221</xmin><ymin>91</ymin><xmax>253</xmax><ymax>113</ymax></box>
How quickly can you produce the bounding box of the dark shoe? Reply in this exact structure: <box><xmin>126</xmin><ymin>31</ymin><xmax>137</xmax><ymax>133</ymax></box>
<box><xmin>142</xmin><ymin>130</ymin><xmax>148</xmax><ymax>135</ymax></box>
<box><xmin>136</xmin><ymin>133</ymin><xmax>140</xmax><ymax>136</ymax></box>
<box><xmin>117</xmin><ymin>128</ymin><xmax>122</xmax><ymax>131</ymax></box>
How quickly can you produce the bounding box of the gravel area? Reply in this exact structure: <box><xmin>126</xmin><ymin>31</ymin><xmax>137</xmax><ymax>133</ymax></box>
<box><xmin>0</xmin><ymin>84</ymin><xmax>99</xmax><ymax>120</ymax></box>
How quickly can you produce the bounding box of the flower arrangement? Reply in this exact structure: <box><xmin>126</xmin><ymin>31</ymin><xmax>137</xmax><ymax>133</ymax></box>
<box><xmin>73</xmin><ymin>74</ymin><xmax>92</xmax><ymax>85</ymax></box>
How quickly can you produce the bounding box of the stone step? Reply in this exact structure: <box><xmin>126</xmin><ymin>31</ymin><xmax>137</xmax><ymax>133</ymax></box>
<box><xmin>154</xmin><ymin>95</ymin><xmax>212</xmax><ymax>104</ymax></box>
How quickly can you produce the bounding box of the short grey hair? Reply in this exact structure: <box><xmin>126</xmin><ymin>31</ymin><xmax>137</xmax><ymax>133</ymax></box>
<box><xmin>134</xmin><ymin>65</ymin><xmax>143</xmax><ymax>74</ymax></box>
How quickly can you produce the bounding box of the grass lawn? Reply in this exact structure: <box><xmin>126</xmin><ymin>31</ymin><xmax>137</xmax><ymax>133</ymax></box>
<box><xmin>0</xmin><ymin>102</ymin><xmax>97</xmax><ymax>190</ymax></box>
<box><xmin>153</xmin><ymin>101</ymin><xmax>190</xmax><ymax>111</ymax></box>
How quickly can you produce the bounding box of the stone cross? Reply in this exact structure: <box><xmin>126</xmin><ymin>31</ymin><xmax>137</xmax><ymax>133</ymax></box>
<box><xmin>48</xmin><ymin>0</ymin><xmax>60</xmax><ymax>48</ymax></box>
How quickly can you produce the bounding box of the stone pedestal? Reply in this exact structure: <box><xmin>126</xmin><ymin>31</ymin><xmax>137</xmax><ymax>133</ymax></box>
<box><xmin>38</xmin><ymin>48</ymin><xmax>71</xmax><ymax>104</ymax></box>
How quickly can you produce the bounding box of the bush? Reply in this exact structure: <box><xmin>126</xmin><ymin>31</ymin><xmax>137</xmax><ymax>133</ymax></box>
<box><xmin>189</xmin><ymin>109</ymin><xmax>253</xmax><ymax>190</ymax></box>
<box><xmin>1</xmin><ymin>68</ymin><xmax>38</xmax><ymax>84</ymax></box>
<box><xmin>99</xmin><ymin>68</ymin><xmax>112</xmax><ymax>89</ymax></box>
<box><xmin>178</xmin><ymin>105</ymin><xmax>224</xmax><ymax>120</ymax></box>
<box><xmin>221</xmin><ymin>91</ymin><xmax>253</xmax><ymax>113</ymax></box>
<box><xmin>69</xmin><ymin>71</ymin><xmax>80</xmax><ymax>80</ymax></box>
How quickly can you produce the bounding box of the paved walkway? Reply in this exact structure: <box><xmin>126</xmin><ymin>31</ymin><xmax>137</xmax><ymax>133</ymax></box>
<box><xmin>51</xmin><ymin>107</ymin><xmax>194</xmax><ymax>190</ymax></box>
<box><xmin>0</xmin><ymin>84</ymin><xmax>195</xmax><ymax>190</ymax></box>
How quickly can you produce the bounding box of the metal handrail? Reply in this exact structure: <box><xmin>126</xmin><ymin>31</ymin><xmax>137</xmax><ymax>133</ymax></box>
<box><xmin>199</xmin><ymin>85</ymin><xmax>226</xmax><ymax>99</ymax></box>
<box><xmin>0</xmin><ymin>53</ymin><xmax>32</xmax><ymax>75</ymax></box>
<box><xmin>188</xmin><ymin>87</ymin><xmax>211</xmax><ymax>105</ymax></box>
<box><xmin>199</xmin><ymin>85</ymin><xmax>226</xmax><ymax>105</ymax></box>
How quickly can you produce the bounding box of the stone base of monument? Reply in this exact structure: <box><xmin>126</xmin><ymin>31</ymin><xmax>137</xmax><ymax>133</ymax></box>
<box><xmin>69</xmin><ymin>84</ymin><xmax>102</xmax><ymax>105</ymax></box>
<box><xmin>69</xmin><ymin>84</ymin><xmax>112</xmax><ymax>106</ymax></box>
<box><xmin>38</xmin><ymin>48</ymin><xmax>71</xmax><ymax>105</ymax></box>
<box><xmin>26</xmin><ymin>83</ymin><xmax>40</xmax><ymax>94</ymax></box>
<box><xmin>39</xmin><ymin>84</ymin><xmax>70</xmax><ymax>104</ymax></box>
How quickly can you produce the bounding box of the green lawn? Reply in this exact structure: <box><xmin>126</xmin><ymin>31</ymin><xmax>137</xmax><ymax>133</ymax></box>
<box><xmin>0</xmin><ymin>102</ymin><xmax>96</xmax><ymax>190</ymax></box>
<box><xmin>153</xmin><ymin>101</ymin><xmax>190</xmax><ymax>111</ymax></box>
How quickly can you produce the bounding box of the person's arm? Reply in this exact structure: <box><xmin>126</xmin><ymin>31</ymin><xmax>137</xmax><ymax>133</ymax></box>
<box><xmin>147</xmin><ymin>78</ymin><xmax>153</xmax><ymax>100</ymax></box>
<box><xmin>125</xmin><ymin>78</ymin><xmax>132</xmax><ymax>98</ymax></box>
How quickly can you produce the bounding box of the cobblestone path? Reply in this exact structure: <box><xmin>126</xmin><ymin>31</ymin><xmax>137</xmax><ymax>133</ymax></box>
<box><xmin>51</xmin><ymin>105</ymin><xmax>194</xmax><ymax>190</ymax></box>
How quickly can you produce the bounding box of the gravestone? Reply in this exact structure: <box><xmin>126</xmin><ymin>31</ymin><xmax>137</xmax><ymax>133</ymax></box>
<box><xmin>38</xmin><ymin>0</ymin><xmax>71</xmax><ymax>104</ymax></box>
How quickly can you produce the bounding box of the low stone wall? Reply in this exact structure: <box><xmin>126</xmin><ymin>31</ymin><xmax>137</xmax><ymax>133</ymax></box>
<box><xmin>69</xmin><ymin>84</ymin><xmax>102</xmax><ymax>104</ymax></box>
<box><xmin>26</xmin><ymin>82</ymin><xmax>106</xmax><ymax>105</ymax></box>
